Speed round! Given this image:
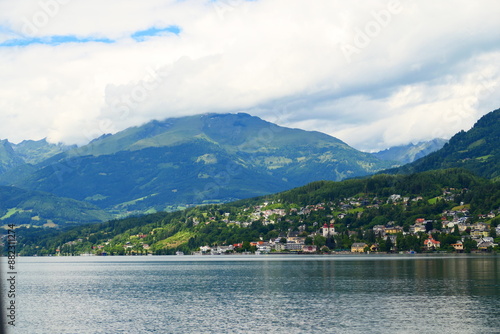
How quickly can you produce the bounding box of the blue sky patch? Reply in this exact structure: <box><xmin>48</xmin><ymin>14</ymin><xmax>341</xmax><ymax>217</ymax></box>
<box><xmin>0</xmin><ymin>35</ymin><xmax>114</xmax><ymax>47</ymax></box>
<box><xmin>131</xmin><ymin>25</ymin><xmax>181</xmax><ymax>41</ymax></box>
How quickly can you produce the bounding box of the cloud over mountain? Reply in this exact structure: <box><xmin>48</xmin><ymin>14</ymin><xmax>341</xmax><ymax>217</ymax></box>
<box><xmin>0</xmin><ymin>0</ymin><xmax>499</xmax><ymax>151</ymax></box>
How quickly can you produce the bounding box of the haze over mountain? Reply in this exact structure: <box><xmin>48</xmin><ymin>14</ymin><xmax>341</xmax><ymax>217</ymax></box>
<box><xmin>1</xmin><ymin>113</ymin><xmax>395</xmax><ymax>214</ymax></box>
<box><xmin>12</xmin><ymin>139</ymin><xmax>76</xmax><ymax>164</ymax></box>
<box><xmin>0</xmin><ymin>138</ymin><xmax>73</xmax><ymax>174</ymax></box>
<box><xmin>373</xmin><ymin>139</ymin><xmax>448</xmax><ymax>165</ymax></box>
<box><xmin>387</xmin><ymin>108</ymin><xmax>500</xmax><ymax>180</ymax></box>
<box><xmin>0</xmin><ymin>139</ymin><xmax>23</xmax><ymax>174</ymax></box>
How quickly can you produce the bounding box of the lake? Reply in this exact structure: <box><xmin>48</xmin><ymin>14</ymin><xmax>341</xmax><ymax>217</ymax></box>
<box><xmin>2</xmin><ymin>254</ymin><xmax>500</xmax><ymax>333</ymax></box>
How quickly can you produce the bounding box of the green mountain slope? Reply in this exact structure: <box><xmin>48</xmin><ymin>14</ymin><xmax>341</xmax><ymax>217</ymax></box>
<box><xmin>0</xmin><ymin>186</ymin><xmax>112</xmax><ymax>228</ymax></box>
<box><xmin>14</xmin><ymin>141</ymin><xmax>285</xmax><ymax>212</ymax></box>
<box><xmin>5</xmin><ymin>113</ymin><xmax>395</xmax><ymax>213</ymax></box>
<box><xmin>386</xmin><ymin>108</ymin><xmax>500</xmax><ymax>179</ymax></box>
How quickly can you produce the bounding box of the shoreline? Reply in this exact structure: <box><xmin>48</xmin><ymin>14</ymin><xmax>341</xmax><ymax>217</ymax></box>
<box><xmin>8</xmin><ymin>252</ymin><xmax>499</xmax><ymax>258</ymax></box>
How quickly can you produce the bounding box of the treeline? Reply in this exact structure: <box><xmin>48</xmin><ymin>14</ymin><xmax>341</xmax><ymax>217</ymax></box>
<box><xmin>277</xmin><ymin>169</ymin><xmax>485</xmax><ymax>207</ymax></box>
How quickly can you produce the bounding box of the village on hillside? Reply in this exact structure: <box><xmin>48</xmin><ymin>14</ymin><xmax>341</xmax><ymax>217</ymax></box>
<box><xmin>58</xmin><ymin>186</ymin><xmax>500</xmax><ymax>256</ymax></box>
<box><xmin>190</xmin><ymin>201</ymin><xmax>498</xmax><ymax>255</ymax></box>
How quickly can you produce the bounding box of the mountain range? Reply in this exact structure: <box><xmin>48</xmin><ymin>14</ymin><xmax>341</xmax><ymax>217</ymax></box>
<box><xmin>0</xmin><ymin>138</ymin><xmax>74</xmax><ymax>172</ymax></box>
<box><xmin>1</xmin><ymin>113</ymin><xmax>397</xmax><ymax>215</ymax></box>
<box><xmin>0</xmin><ymin>108</ymin><xmax>498</xmax><ymax>226</ymax></box>
<box><xmin>373</xmin><ymin>138</ymin><xmax>447</xmax><ymax>164</ymax></box>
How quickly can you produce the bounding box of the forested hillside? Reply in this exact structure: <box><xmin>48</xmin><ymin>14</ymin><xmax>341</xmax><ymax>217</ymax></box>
<box><xmin>12</xmin><ymin>169</ymin><xmax>499</xmax><ymax>255</ymax></box>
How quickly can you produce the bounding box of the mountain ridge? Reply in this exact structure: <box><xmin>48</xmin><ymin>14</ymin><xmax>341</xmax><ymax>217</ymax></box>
<box><xmin>2</xmin><ymin>113</ymin><xmax>396</xmax><ymax>214</ymax></box>
<box><xmin>0</xmin><ymin>138</ymin><xmax>74</xmax><ymax>174</ymax></box>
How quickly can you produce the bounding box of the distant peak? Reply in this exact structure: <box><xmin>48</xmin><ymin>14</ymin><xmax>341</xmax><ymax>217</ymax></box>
<box><xmin>89</xmin><ymin>133</ymin><xmax>112</xmax><ymax>144</ymax></box>
<box><xmin>203</xmin><ymin>112</ymin><xmax>253</xmax><ymax>119</ymax></box>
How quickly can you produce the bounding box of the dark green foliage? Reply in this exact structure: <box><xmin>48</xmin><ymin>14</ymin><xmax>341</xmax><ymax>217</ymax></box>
<box><xmin>277</xmin><ymin>169</ymin><xmax>483</xmax><ymax>206</ymax></box>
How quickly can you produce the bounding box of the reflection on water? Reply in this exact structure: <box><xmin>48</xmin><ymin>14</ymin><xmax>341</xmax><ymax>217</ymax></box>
<box><xmin>3</xmin><ymin>255</ymin><xmax>500</xmax><ymax>333</ymax></box>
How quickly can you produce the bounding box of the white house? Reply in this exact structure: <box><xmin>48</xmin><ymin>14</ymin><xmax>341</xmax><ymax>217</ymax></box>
<box><xmin>322</xmin><ymin>222</ymin><xmax>336</xmax><ymax>237</ymax></box>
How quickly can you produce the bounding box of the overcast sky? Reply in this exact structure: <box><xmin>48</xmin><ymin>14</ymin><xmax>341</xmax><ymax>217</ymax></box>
<box><xmin>0</xmin><ymin>0</ymin><xmax>499</xmax><ymax>151</ymax></box>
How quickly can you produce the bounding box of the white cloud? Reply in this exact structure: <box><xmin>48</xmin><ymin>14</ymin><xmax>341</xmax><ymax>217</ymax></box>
<box><xmin>0</xmin><ymin>0</ymin><xmax>499</xmax><ymax>151</ymax></box>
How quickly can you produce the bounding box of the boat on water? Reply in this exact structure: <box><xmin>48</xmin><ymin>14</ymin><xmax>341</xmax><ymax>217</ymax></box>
<box><xmin>176</xmin><ymin>251</ymin><xmax>184</xmax><ymax>256</ymax></box>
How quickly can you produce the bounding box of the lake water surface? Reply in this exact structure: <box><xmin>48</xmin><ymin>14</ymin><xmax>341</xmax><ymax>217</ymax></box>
<box><xmin>3</xmin><ymin>254</ymin><xmax>500</xmax><ymax>333</ymax></box>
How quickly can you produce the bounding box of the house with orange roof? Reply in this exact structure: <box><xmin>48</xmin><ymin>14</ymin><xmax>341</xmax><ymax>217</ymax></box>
<box><xmin>451</xmin><ymin>241</ymin><xmax>463</xmax><ymax>252</ymax></box>
<box><xmin>424</xmin><ymin>235</ymin><xmax>440</xmax><ymax>250</ymax></box>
